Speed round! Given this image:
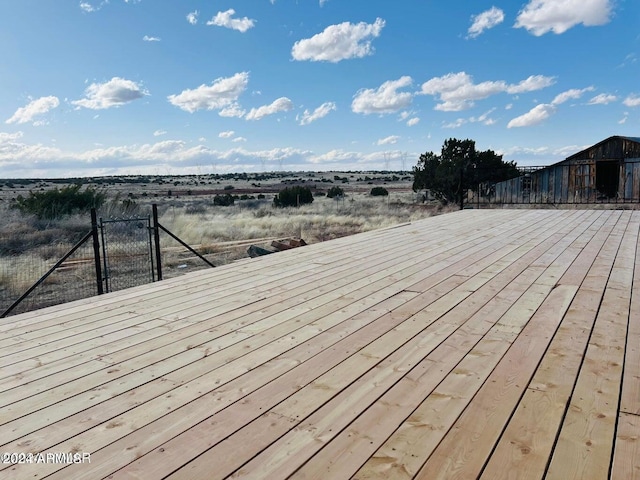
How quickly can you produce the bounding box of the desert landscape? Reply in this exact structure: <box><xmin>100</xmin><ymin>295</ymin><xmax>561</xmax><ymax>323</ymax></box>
<box><xmin>0</xmin><ymin>170</ymin><xmax>449</xmax><ymax>316</ymax></box>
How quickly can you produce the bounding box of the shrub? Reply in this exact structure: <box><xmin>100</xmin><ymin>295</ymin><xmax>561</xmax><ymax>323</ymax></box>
<box><xmin>13</xmin><ymin>184</ymin><xmax>106</xmax><ymax>219</ymax></box>
<box><xmin>213</xmin><ymin>193</ymin><xmax>235</xmax><ymax>206</ymax></box>
<box><xmin>273</xmin><ymin>186</ymin><xmax>314</xmax><ymax>208</ymax></box>
<box><xmin>326</xmin><ymin>186</ymin><xmax>344</xmax><ymax>198</ymax></box>
<box><xmin>185</xmin><ymin>203</ymin><xmax>207</xmax><ymax>214</ymax></box>
<box><xmin>370</xmin><ymin>186</ymin><xmax>389</xmax><ymax>197</ymax></box>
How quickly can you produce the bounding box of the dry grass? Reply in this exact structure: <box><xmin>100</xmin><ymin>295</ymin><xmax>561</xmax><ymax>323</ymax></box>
<box><xmin>0</xmin><ymin>176</ymin><xmax>451</xmax><ymax>315</ymax></box>
<box><xmin>157</xmin><ymin>192</ymin><xmax>449</xmax><ymax>265</ymax></box>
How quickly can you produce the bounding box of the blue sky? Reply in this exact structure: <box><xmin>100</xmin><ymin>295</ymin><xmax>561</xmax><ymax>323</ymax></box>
<box><xmin>1</xmin><ymin>0</ymin><xmax>639</xmax><ymax>178</ymax></box>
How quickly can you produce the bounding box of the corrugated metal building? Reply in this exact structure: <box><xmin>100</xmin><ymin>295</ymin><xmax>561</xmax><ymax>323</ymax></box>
<box><xmin>494</xmin><ymin>136</ymin><xmax>640</xmax><ymax>204</ymax></box>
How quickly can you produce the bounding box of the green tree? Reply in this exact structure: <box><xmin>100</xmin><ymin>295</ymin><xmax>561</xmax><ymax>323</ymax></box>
<box><xmin>13</xmin><ymin>184</ymin><xmax>106</xmax><ymax>219</ymax></box>
<box><xmin>213</xmin><ymin>193</ymin><xmax>235</xmax><ymax>206</ymax></box>
<box><xmin>273</xmin><ymin>186</ymin><xmax>314</xmax><ymax>208</ymax></box>
<box><xmin>412</xmin><ymin>138</ymin><xmax>519</xmax><ymax>204</ymax></box>
<box><xmin>370</xmin><ymin>186</ymin><xmax>389</xmax><ymax>196</ymax></box>
<box><xmin>326</xmin><ymin>186</ymin><xmax>344</xmax><ymax>198</ymax></box>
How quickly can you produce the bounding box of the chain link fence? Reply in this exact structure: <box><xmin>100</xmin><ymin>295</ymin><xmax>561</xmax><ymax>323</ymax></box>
<box><xmin>99</xmin><ymin>216</ymin><xmax>155</xmax><ymax>293</ymax></box>
<box><xmin>0</xmin><ymin>238</ymin><xmax>99</xmax><ymax>317</ymax></box>
<box><xmin>1</xmin><ymin>205</ymin><xmax>215</xmax><ymax>318</ymax></box>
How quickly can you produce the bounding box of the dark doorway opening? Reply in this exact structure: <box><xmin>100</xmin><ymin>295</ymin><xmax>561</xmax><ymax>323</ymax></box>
<box><xmin>596</xmin><ymin>160</ymin><xmax>619</xmax><ymax>199</ymax></box>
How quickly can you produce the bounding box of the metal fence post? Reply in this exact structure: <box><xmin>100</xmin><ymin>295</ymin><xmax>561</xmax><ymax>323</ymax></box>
<box><xmin>90</xmin><ymin>208</ymin><xmax>104</xmax><ymax>295</ymax></box>
<box><xmin>459</xmin><ymin>168</ymin><xmax>464</xmax><ymax>210</ymax></box>
<box><xmin>152</xmin><ymin>204</ymin><xmax>163</xmax><ymax>281</ymax></box>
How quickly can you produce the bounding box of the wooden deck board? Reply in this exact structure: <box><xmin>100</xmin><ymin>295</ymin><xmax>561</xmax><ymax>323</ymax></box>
<box><xmin>0</xmin><ymin>209</ymin><xmax>638</xmax><ymax>480</ymax></box>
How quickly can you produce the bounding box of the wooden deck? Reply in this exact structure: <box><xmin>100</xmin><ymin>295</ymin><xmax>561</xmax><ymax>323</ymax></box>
<box><xmin>1</xmin><ymin>209</ymin><xmax>639</xmax><ymax>480</ymax></box>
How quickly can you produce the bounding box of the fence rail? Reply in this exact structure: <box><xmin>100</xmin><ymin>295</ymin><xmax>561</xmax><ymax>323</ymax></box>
<box><xmin>475</xmin><ymin>161</ymin><xmax>640</xmax><ymax>206</ymax></box>
<box><xmin>1</xmin><ymin>204</ymin><xmax>214</xmax><ymax>318</ymax></box>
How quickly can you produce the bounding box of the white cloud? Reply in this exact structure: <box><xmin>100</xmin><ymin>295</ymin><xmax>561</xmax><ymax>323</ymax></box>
<box><xmin>407</xmin><ymin>117</ymin><xmax>420</xmax><ymax>127</ymax></box>
<box><xmin>73</xmin><ymin>77</ymin><xmax>147</xmax><ymax>110</ymax></box>
<box><xmin>6</xmin><ymin>96</ymin><xmax>60</xmax><ymax>125</ymax></box>
<box><xmin>153</xmin><ymin>130</ymin><xmax>167</xmax><ymax>136</ymax></box>
<box><xmin>232</xmin><ymin>137</ymin><xmax>247</xmax><ymax>143</ymax></box>
<box><xmin>219</xmin><ymin>103</ymin><xmax>246</xmax><ymax>118</ymax></box>
<box><xmin>377</xmin><ymin>135</ymin><xmax>400</xmax><ymax>146</ymax></box>
<box><xmin>0</xmin><ymin>134</ymin><xmax>409</xmax><ymax>175</ymax></box>
<box><xmin>623</xmin><ymin>95</ymin><xmax>640</xmax><ymax>107</ymax></box>
<box><xmin>80</xmin><ymin>1</ymin><xmax>136</xmax><ymax>13</ymax></box>
<box><xmin>206</xmin><ymin>9</ymin><xmax>255</xmax><ymax>33</ymax></box>
<box><xmin>352</xmin><ymin>76</ymin><xmax>413</xmax><ymax>115</ymax></box>
<box><xmin>619</xmin><ymin>53</ymin><xmax>637</xmax><ymax>68</ymax></box>
<box><xmin>507</xmin><ymin>75</ymin><xmax>556</xmax><ymax>94</ymax></box>
<box><xmin>297</xmin><ymin>102</ymin><xmax>336</xmax><ymax>125</ymax></box>
<box><xmin>0</xmin><ymin>133</ymin><xmax>331</xmax><ymax>175</ymax></box>
<box><xmin>500</xmin><ymin>145</ymin><xmax>552</xmax><ymax>157</ymax></box>
<box><xmin>246</xmin><ymin>97</ymin><xmax>294</xmax><ymax>121</ymax></box>
<box><xmin>143</xmin><ymin>35</ymin><xmax>161</xmax><ymax>42</ymax></box>
<box><xmin>0</xmin><ymin>131</ymin><xmax>25</xmax><ymax>142</ymax></box>
<box><xmin>167</xmin><ymin>72</ymin><xmax>249</xmax><ymax>113</ymax></box>
<box><xmin>419</xmin><ymin>72</ymin><xmax>555</xmax><ymax>111</ymax></box>
<box><xmin>219</xmin><ymin>130</ymin><xmax>235</xmax><ymax>138</ymax></box>
<box><xmin>306</xmin><ymin>149</ymin><xmax>395</xmax><ymax>167</ymax></box>
<box><xmin>468</xmin><ymin>7</ymin><xmax>505</xmax><ymax>38</ymax></box>
<box><xmin>79</xmin><ymin>2</ymin><xmax>96</xmax><ymax>13</ymax></box>
<box><xmin>515</xmin><ymin>0</ymin><xmax>613</xmax><ymax>36</ymax></box>
<box><xmin>506</xmin><ymin>87</ymin><xmax>595</xmax><ymax>128</ymax></box>
<box><xmin>507</xmin><ymin>103</ymin><xmax>556</xmax><ymax>128</ymax></box>
<box><xmin>551</xmin><ymin>87</ymin><xmax>595</xmax><ymax>105</ymax></box>
<box><xmin>443</xmin><ymin>108</ymin><xmax>497</xmax><ymax>129</ymax></box>
<box><xmin>475</xmin><ymin>108</ymin><xmax>497</xmax><ymax>125</ymax></box>
<box><xmin>0</xmin><ymin>131</ymin><xmax>63</xmax><ymax>164</ymax></box>
<box><xmin>588</xmin><ymin>93</ymin><xmax>617</xmax><ymax>105</ymax></box>
<box><xmin>186</xmin><ymin>10</ymin><xmax>198</xmax><ymax>25</ymax></box>
<box><xmin>619</xmin><ymin>113</ymin><xmax>629</xmax><ymax>124</ymax></box>
<box><xmin>443</xmin><ymin>118</ymin><xmax>467</xmax><ymax>129</ymax></box>
<box><xmin>292</xmin><ymin>18</ymin><xmax>385</xmax><ymax>63</ymax></box>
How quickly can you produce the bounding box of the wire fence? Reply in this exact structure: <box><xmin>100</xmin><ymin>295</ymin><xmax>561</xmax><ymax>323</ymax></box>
<box><xmin>100</xmin><ymin>216</ymin><xmax>155</xmax><ymax>292</ymax></box>
<box><xmin>0</xmin><ymin>205</ymin><xmax>215</xmax><ymax>318</ymax></box>
<box><xmin>0</xmin><ymin>238</ymin><xmax>99</xmax><ymax>317</ymax></box>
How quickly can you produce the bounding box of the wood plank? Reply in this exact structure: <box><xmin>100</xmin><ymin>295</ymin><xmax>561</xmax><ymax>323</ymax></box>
<box><xmin>409</xmin><ymin>285</ymin><xmax>577</xmax><ymax>480</ymax></box>
<box><xmin>0</xmin><ymin>209</ymin><xmax>637</xmax><ymax>480</ymax></box>
<box><xmin>0</xmin><ymin>212</ymin><xmax>556</xmax><ymax>400</ymax></box>
<box><xmin>359</xmin><ymin>229</ymin><xmax>611</xmax><ymax>480</ymax></box>
<box><xmin>611</xmin><ymin>412</ymin><xmax>640</xmax><ymax>480</ymax></box>
<box><xmin>25</xmin><ymin>291</ymin><xmax>424</xmax><ymax>480</ymax></box>
<box><xmin>545</xmin><ymin>212</ymin><xmax>637</xmax><ymax>480</ymax></box>
<box><xmin>31</xmin><ymin>211</ymin><xmax>556</xmax><ymax>480</ymax></box>
<box><xmin>0</xmin><ymin>216</ymin><xmax>532</xmax><ymax>448</ymax></box>
<box><xmin>481</xmin><ymin>211</ymin><xmax>638</xmax><ymax>480</ymax></box>
<box><xmin>159</xmin><ymin>213</ymin><xmax>600</xmax><ymax>479</ymax></box>
<box><xmin>620</xmin><ymin>211</ymin><xmax>640</xmax><ymax>415</ymax></box>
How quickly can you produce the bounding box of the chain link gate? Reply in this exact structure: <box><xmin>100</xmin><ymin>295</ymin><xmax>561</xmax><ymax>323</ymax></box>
<box><xmin>99</xmin><ymin>216</ymin><xmax>156</xmax><ymax>293</ymax></box>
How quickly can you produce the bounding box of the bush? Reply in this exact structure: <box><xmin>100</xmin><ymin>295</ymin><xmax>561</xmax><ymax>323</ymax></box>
<box><xmin>273</xmin><ymin>186</ymin><xmax>314</xmax><ymax>208</ymax></box>
<box><xmin>213</xmin><ymin>193</ymin><xmax>235</xmax><ymax>206</ymax></box>
<box><xmin>326</xmin><ymin>186</ymin><xmax>344</xmax><ymax>198</ymax></box>
<box><xmin>370</xmin><ymin>186</ymin><xmax>389</xmax><ymax>197</ymax></box>
<box><xmin>13</xmin><ymin>184</ymin><xmax>106</xmax><ymax>219</ymax></box>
